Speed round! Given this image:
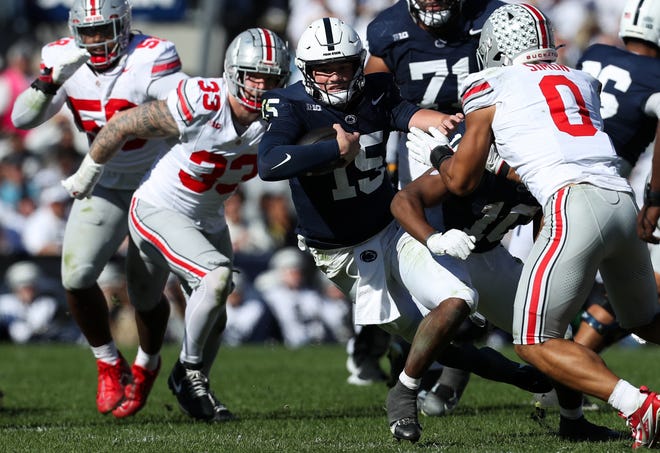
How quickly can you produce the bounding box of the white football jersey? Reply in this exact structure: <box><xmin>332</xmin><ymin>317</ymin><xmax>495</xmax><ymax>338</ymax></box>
<box><xmin>134</xmin><ymin>76</ymin><xmax>266</xmax><ymax>233</ymax></box>
<box><xmin>43</xmin><ymin>34</ymin><xmax>186</xmax><ymax>189</ymax></box>
<box><xmin>461</xmin><ymin>63</ymin><xmax>631</xmax><ymax>207</ymax></box>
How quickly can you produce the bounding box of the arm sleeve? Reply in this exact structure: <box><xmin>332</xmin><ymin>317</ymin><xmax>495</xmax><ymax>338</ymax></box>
<box><xmin>257</xmin><ymin>96</ymin><xmax>340</xmax><ymax>180</ymax></box>
<box><xmin>644</xmin><ymin>92</ymin><xmax>660</xmax><ymax>119</ymax></box>
<box><xmin>11</xmin><ymin>86</ymin><xmax>66</xmax><ymax>129</ymax></box>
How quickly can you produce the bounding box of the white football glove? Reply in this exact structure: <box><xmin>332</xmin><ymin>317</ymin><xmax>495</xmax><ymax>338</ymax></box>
<box><xmin>47</xmin><ymin>47</ymin><xmax>89</xmax><ymax>85</ymax></box>
<box><xmin>485</xmin><ymin>145</ymin><xmax>508</xmax><ymax>176</ymax></box>
<box><xmin>406</xmin><ymin>127</ymin><xmax>450</xmax><ymax>167</ymax></box>
<box><xmin>61</xmin><ymin>154</ymin><xmax>104</xmax><ymax>199</ymax></box>
<box><xmin>426</xmin><ymin>229</ymin><xmax>476</xmax><ymax>260</ymax></box>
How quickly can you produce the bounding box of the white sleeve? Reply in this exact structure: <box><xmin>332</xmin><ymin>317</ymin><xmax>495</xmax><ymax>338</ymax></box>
<box><xmin>147</xmin><ymin>71</ymin><xmax>189</xmax><ymax>100</ymax></box>
<box><xmin>11</xmin><ymin>86</ymin><xmax>66</xmax><ymax>129</ymax></box>
<box><xmin>644</xmin><ymin>92</ymin><xmax>660</xmax><ymax>119</ymax></box>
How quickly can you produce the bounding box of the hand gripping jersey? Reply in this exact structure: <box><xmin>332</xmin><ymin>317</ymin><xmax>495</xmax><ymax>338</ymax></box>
<box><xmin>461</xmin><ymin>63</ymin><xmax>631</xmax><ymax>207</ymax></box>
<box><xmin>577</xmin><ymin>44</ymin><xmax>660</xmax><ymax>168</ymax></box>
<box><xmin>134</xmin><ymin>77</ymin><xmax>265</xmax><ymax>234</ymax></box>
<box><xmin>258</xmin><ymin>73</ymin><xmax>420</xmax><ymax>248</ymax></box>
<box><xmin>42</xmin><ymin>34</ymin><xmax>184</xmax><ymax>189</ymax></box>
<box><xmin>366</xmin><ymin>0</ymin><xmax>503</xmax><ymax>111</ymax></box>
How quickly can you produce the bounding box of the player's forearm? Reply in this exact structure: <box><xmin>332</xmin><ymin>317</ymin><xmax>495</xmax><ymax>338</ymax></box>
<box><xmin>391</xmin><ymin>191</ymin><xmax>435</xmax><ymax>244</ymax></box>
<box><xmin>11</xmin><ymin>87</ymin><xmax>62</xmax><ymax>129</ymax></box>
<box><xmin>90</xmin><ymin>100</ymin><xmax>177</xmax><ymax>164</ymax></box>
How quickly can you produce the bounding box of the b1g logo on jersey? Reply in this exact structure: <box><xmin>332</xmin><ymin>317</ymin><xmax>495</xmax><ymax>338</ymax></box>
<box><xmin>306</xmin><ymin>104</ymin><xmax>322</xmax><ymax>111</ymax></box>
<box><xmin>360</xmin><ymin>250</ymin><xmax>378</xmax><ymax>262</ymax></box>
<box><xmin>392</xmin><ymin>31</ymin><xmax>409</xmax><ymax>41</ymax></box>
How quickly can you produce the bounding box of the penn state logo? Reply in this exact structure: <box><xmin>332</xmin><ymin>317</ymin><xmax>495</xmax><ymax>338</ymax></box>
<box><xmin>360</xmin><ymin>250</ymin><xmax>377</xmax><ymax>262</ymax></box>
<box><xmin>345</xmin><ymin>114</ymin><xmax>357</xmax><ymax>124</ymax></box>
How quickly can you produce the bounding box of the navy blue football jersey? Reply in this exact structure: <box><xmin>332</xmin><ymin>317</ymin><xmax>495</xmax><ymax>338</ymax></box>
<box><xmin>577</xmin><ymin>44</ymin><xmax>660</xmax><ymax>167</ymax></box>
<box><xmin>442</xmin><ymin>173</ymin><xmax>540</xmax><ymax>253</ymax></box>
<box><xmin>366</xmin><ymin>0</ymin><xmax>504</xmax><ymax>112</ymax></box>
<box><xmin>258</xmin><ymin>73</ymin><xmax>420</xmax><ymax>249</ymax></box>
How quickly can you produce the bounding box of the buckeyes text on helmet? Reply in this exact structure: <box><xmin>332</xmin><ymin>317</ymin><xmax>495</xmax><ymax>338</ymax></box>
<box><xmin>224</xmin><ymin>28</ymin><xmax>291</xmax><ymax>112</ymax></box>
<box><xmin>476</xmin><ymin>3</ymin><xmax>557</xmax><ymax>70</ymax></box>
<box><xmin>68</xmin><ymin>0</ymin><xmax>132</xmax><ymax>70</ymax></box>
<box><xmin>619</xmin><ymin>0</ymin><xmax>660</xmax><ymax>49</ymax></box>
<box><xmin>406</xmin><ymin>0</ymin><xmax>464</xmax><ymax>29</ymax></box>
<box><xmin>295</xmin><ymin>17</ymin><xmax>366</xmax><ymax>109</ymax></box>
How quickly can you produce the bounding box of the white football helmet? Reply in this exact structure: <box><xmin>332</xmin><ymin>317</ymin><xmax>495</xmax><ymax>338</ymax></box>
<box><xmin>224</xmin><ymin>28</ymin><xmax>291</xmax><ymax>112</ymax></box>
<box><xmin>407</xmin><ymin>0</ymin><xmax>464</xmax><ymax>29</ymax></box>
<box><xmin>295</xmin><ymin>17</ymin><xmax>366</xmax><ymax>108</ymax></box>
<box><xmin>619</xmin><ymin>0</ymin><xmax>660</xmax><ymax>48</ymax></box>
<box><xmin>476</xmin><ymin>3</ymin><xmax>557</xmax><ymax>70</ymax></box>
<box><xmin>69</xmin><ymin>0</ymin><xmax>132</xmax><ymax>70</ymax></box>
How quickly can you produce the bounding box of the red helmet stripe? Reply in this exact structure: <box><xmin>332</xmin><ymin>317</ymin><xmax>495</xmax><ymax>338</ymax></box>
<box><xmin>89</xmin><ymin>0</ymin><xmax>97</xmax><ymax>16</ymax></box>
<box><xmin>259</xmin><ymin>28</ymin><xmax>274</xmax><ymax>63</ymax></box>
<box><xmin>520</xmin><ymin>3</ymin><xmax>550</xmax><ymax>49</ymax></box>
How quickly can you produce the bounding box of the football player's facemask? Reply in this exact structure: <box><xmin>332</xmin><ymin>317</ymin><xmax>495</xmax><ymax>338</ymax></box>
<box><xmin>69</xmin><ymin>0</ymin><xmax>132</xmax><ymax>71</ymax></box>
<box><xmin>619</xmin><ymin>0</ymin><xmax>660</xmax><ymax>48</ymax></box>
<box><xmin>477</xmin><ymin>3</ymin><xmax>557</xmax><ymax>70</ymax></box>
<box><xmin>296</xmin><ymin>17</ymin><xmax>366</xmax><ymax>109</ymax></box>
<box><xmin>225</xmin><ymin>28</ymin><xmax>291</xmax><ymax>112</ymax></box>
<box><xmin>407</xmin><ymin>0</ymin><xmax>464</xmax><ymax>29</ymax></box>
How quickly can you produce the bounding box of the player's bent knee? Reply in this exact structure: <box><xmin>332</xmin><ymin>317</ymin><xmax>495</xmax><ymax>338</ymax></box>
<box><xmin>62</xmin><ymin>264</ymin><xmax>100</xmax><ymax>290</ymax></box>
<box><xmin>203</xmin><ymin>266</ymin><xmax>233</xmax><ymax>305</ymax></box>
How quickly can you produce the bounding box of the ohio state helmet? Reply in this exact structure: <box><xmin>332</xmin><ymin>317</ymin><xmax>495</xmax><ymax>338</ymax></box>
<box><xmin>295</xmin><ymin>17</ymin><xmax>366</xmax><ymax>108</ymax></box>
<box><xmin>406</xmin><ymin>0</ymin><xmax>464</xmax><ymax>29</ymax></box>
<box><xmin>69</xmin><ymin>0</ymin><xmax>132</xmax><ymax>70</ymax></box>
<box><xmin>224</xmin><ymin>28</ymin><xmax>291</xmax><ymax>112</ymax></box>
<box><xmin>476</xmin><ymin>3</ymin><xmax>557</xmax><ymax>70</ymax></box>
<box><xmin>619</xmin><ymin>0</ymin><xmax>660</xmax><ymax>48</ymax></box>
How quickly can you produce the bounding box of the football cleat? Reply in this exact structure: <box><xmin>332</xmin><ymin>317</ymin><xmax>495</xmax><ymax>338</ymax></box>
<box><xmin>96</xmin><ymin>352</ymin><xmax>132</xmax><ymax>414</ymax></box>
<box><xmin>210</xmin><ymin>392</ymin><xmax>236</xmax><ymax>422</ymax></box>
<box><xmin>168</xmin><ymin>361</ymin><xmax>216</xmax><ymax>421</ymax></box>
<box><xmin>387</xmin><ymin>381</ymin><xmax>422</xmax><ymax>443</ymax></box>
<box><xmin>420</xmin><ymin>383</ymin><xmax>462</xmax><ymax>417</ymax></box>
<box><xmin>346</xmin><ymin>356</ymin><xmax>388</xmax><ymax>386</ymax></box>
<box><xmin>623</xmin><ymin>386</ymin><xmax>660</xmax><ymax>449</ymax></box>
<box><xmin>559</xmin><ymin>415</ymin><xmax>625</xmax><ymax>442</ymax></box>
<box><xmin>112</xmin><ymin>360</ymin><xmax>161</xmax><ymax>418</ymax></box>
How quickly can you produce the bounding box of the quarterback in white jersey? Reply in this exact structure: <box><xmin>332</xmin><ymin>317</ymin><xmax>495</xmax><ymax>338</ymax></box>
<box><xmin>63</xmin><ymin>27</ymin><xmax>291</xmax><ymax>422</ymax></box>
<box><xmin>11</xmin><ymin>0</ymin><xmax>187</xmax><ymax>418</ymax></box>
<box><xmin>422</xmin><ymin>4</ymin><xmax>660</xmax><ymax>448</ymax></box>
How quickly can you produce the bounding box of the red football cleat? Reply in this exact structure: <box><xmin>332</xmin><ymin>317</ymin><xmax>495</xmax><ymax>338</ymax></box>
<box><xmin>96</xmin><ymin>353</ymin><xmax>132</xmax><ymax>414</ymax></box>
<box><xmin>112</xmin><ymin>360</ymin><xmax>160</xmax><ymax>419</ymax></box>
<box><xmin>623</xmin><ymin>386</ymin><xmax>660</xmax><ymax>449</ymax></box>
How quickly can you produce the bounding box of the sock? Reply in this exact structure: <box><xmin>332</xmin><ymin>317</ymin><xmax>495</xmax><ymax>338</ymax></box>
<box><xmin>399</xmin><ymin>371</ymin><xmax>421</xmax><ymax>390</ymax></box>
<box><xmin>608</xmin><ymin>379</ymin><xmax>644</xmax><ymax>417</ymax></box>
<box><xmin>91</xmin><ymin>342</ymin><xmax>119</xmax><ymax>364</ymax></box>
<box><xmin>134</xmin><ymin>346</ymin><xmax>160</xmax><ymax>371</ymax></box>
<box><xmin>559</xmin><ymin>406</ymin><xmax>583</xmax><ymax>420</ymax></box>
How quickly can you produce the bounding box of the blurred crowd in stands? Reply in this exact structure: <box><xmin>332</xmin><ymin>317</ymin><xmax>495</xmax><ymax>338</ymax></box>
<box><xmin>0</xmin><ymin>0</ymin><xmax>635</xmax><ymax>347</ymax></box>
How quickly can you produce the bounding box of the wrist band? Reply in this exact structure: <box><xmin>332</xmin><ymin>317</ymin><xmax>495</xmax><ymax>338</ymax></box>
<box><xmin>31</xmin><ymin>78</ymin><xmax>60</xmax><ymax>95</ymax></box>
<box><xmin>429</xmin><ymin>145</ymin><xmax>454</xmax><ymax>170</ymax></box>
<box><xmin>644</xmin><ymin>183</ymin><xmax>660</xmax><ymax>207</ymax></box>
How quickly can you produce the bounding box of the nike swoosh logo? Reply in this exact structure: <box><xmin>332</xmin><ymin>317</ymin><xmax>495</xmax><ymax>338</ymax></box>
<box><xmin>271</xmin><ymin>153</ymin><xmax>291</xmax><ymax>170</ymax></box>
<box><xmin>372</xmin><ymin>93</ymin><xmax>385</xmax><ymax>105</ymax></box>
<box><xmin>468</xmin><ymin>28</ymin><xmax>482</xmax><ymax>36</ymax></box>
<box><xmin>170</xmin><ymin>377</ymin><xmax>183</xmax><ymax>394</ymax></box>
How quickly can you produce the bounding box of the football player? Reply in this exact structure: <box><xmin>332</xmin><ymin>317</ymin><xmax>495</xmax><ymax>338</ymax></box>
<box><xmin>574</xmin><ymin>0</ymin><xmax>660</xmax><ymax>353</ymax></box>
<box><xmin>420</xmin><ymin>3</ymin><xmax>660</xmax><ymax>449</ymax></box>
<box><xmin>258</xmin><ymin>17</ymin><xmax>554</xmax><ymax>443</ymax></box>
<box><xmin>364</xmin><ymin>0</ymin><xmax>507</xmax><ymax>415</ymax></box>
<box><xmin>61</xmin><ymin>28</ymin><xmax>291</xmax><ymax>421</ymax></box>
<box><xmin>11</xmin><ymin>0</ymin><xmax>187</xmax><ymax>417</ymax></box>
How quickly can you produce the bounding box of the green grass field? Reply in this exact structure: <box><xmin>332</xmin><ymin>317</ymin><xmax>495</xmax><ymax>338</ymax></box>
<box><xmin>0</xmin><ymin>342</ymin><xmax>655</xmax><ymax>452</ymax></box>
